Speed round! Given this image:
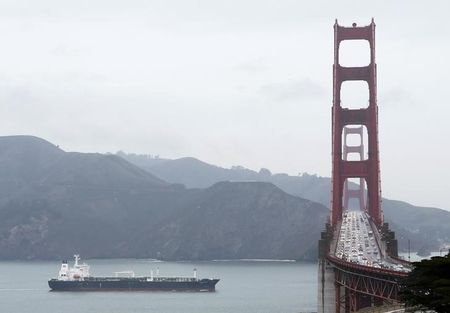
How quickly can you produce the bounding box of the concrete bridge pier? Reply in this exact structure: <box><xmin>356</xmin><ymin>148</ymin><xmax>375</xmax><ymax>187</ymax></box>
<box><xmin>318</xmin><ymin>222</ymin><xmax>336</xmax><ymax>313</ymax></box>
<box><xmin>318</xmin><ymin>258</ymin><xmax>337</xmax><ymax>313</ymax></box>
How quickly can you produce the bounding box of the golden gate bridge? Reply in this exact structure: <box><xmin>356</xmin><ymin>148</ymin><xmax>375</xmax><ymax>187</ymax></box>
<box><xmin>317</xmin><ymin>19</ymin><xmax>412</xmax><ymax>313</ymax></box>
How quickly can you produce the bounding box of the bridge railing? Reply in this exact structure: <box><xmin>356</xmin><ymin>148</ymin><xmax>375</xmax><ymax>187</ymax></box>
<box><xmin>327</xmin><ymin>254</ymin><xmax>409</xmax><ymax>278</ymax></box>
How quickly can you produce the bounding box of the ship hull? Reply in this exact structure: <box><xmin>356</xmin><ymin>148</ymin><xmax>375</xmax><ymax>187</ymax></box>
<box><xmin>48</xmin><ymin>278</ymin><xmax>219</xmax><ymax>292</ymax></box>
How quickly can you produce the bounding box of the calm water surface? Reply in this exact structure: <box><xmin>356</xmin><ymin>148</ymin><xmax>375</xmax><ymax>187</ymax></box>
<box><xmin>0</xmin><ymin>259</ymin><xmax>318</xmax><ymax>313</ymax></box>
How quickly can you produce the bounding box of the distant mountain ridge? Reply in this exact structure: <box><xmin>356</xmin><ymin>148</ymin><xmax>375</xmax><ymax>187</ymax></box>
<box><xmin>119</xmin><ymin>152</ymin><xmax>450</xmax><ymax>252</ymax></box>
<box><xmin>0</xmin><ymin>136</ymin><xmax>167</xmax><ymax>188</ymax></box>
<box><xmin>0</xmin><ymin>136</ymin><xmax>328</xmax><ymax>260</ymax></box>
<box><xmin>0</xmin><ymin>135</ymin><xmax>447</xmax><ymax>261</ymax></box>
<box><xmin>118</xmin><ymin>152</ymin><xmax>330</xmax><ymax>205</ymax></box>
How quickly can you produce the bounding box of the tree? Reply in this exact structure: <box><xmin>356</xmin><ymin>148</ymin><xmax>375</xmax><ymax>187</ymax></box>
<box><xmin>401</xmin><ymin>252</ymin><xmax>450</xmax><ymax>312</ymax></box>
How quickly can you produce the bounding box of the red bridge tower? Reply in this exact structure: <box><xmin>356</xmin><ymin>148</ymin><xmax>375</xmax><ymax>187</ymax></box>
<box><xmin>331</xmin><ymin>19</ymin><xmax>383</xmax><ymax>226</ymax></box>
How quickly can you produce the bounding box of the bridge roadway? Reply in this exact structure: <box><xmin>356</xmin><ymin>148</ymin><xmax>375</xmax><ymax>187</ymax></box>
<box><xmin>333</xmin><ymin>211</ymin><xmax>409</xmax><ymax>273</ymax></box>
<box><xmin>318</xmin><ymin>210</ymin><xmax>412</xmax><ymax>312</ymax></box>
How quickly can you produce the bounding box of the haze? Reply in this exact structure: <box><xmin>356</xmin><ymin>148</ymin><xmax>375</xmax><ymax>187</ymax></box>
<box><xmin>0</xmin><ymin>0</ymin><xmax>448</xmax><ymax>210</ymax></box>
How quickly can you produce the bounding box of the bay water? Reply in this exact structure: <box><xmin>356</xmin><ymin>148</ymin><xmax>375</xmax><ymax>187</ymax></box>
<box><xmin>0</xmin><ymin>259</ymin><xmax>318</xmax><ymax>313</ymax></box>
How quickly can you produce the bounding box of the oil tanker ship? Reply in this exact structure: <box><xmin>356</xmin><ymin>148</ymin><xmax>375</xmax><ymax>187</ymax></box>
<box><xmin>48</xmin><ymin>255</ymin><xmax>219</xmax><ymax>291</ymax></box>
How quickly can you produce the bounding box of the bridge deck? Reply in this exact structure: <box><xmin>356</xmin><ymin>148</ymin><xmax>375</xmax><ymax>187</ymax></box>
<box><xmin>332</xmin><ymin>210</ymin><xmax>410</xmax><ymax>273</ymax></box>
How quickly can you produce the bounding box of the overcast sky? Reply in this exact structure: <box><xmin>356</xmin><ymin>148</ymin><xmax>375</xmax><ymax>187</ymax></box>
<box><xmin>0</xmin><ymin>0</ymin><xmax>449</xmax><ymax>210</ymax></box>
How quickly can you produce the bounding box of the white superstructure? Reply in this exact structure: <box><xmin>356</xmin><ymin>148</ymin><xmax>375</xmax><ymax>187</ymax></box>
<box><xmin>58</xmin><ymin>254</ymin><xmax>90</xmax><ymax>281</ymax></box>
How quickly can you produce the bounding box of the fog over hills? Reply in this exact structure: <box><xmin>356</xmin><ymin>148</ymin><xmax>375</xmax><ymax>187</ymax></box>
<box><xmin>120</xmin><ymin>152</ymin><xmax>450</xmax><ymax>252</ymax></box>
<box><xmin>0</xmin><ymin>136</ymin><xmax>328</xmax><ymax>260</ymax></box>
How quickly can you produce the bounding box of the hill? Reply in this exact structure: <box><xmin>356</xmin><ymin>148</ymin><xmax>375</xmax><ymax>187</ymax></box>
<box><xmin>0</xmin><ymin>136</ymin><xmax>328</xmax><ymax>260</ymax></box>
<box><xmin>119</xmin><ymin>152</ymin><xmax>450</xmax><ymax>252</ymax></box>
<box><xmin>144</xmin><ymin>181</ymin><xmax>328</xmax><ymax>260</ymax></box>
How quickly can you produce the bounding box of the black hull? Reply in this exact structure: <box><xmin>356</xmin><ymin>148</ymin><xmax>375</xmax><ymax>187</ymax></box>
<box><xmin>48</xmin><ymin>278</ymin><xmax>219</xmax><ymax>292</ymax></box>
